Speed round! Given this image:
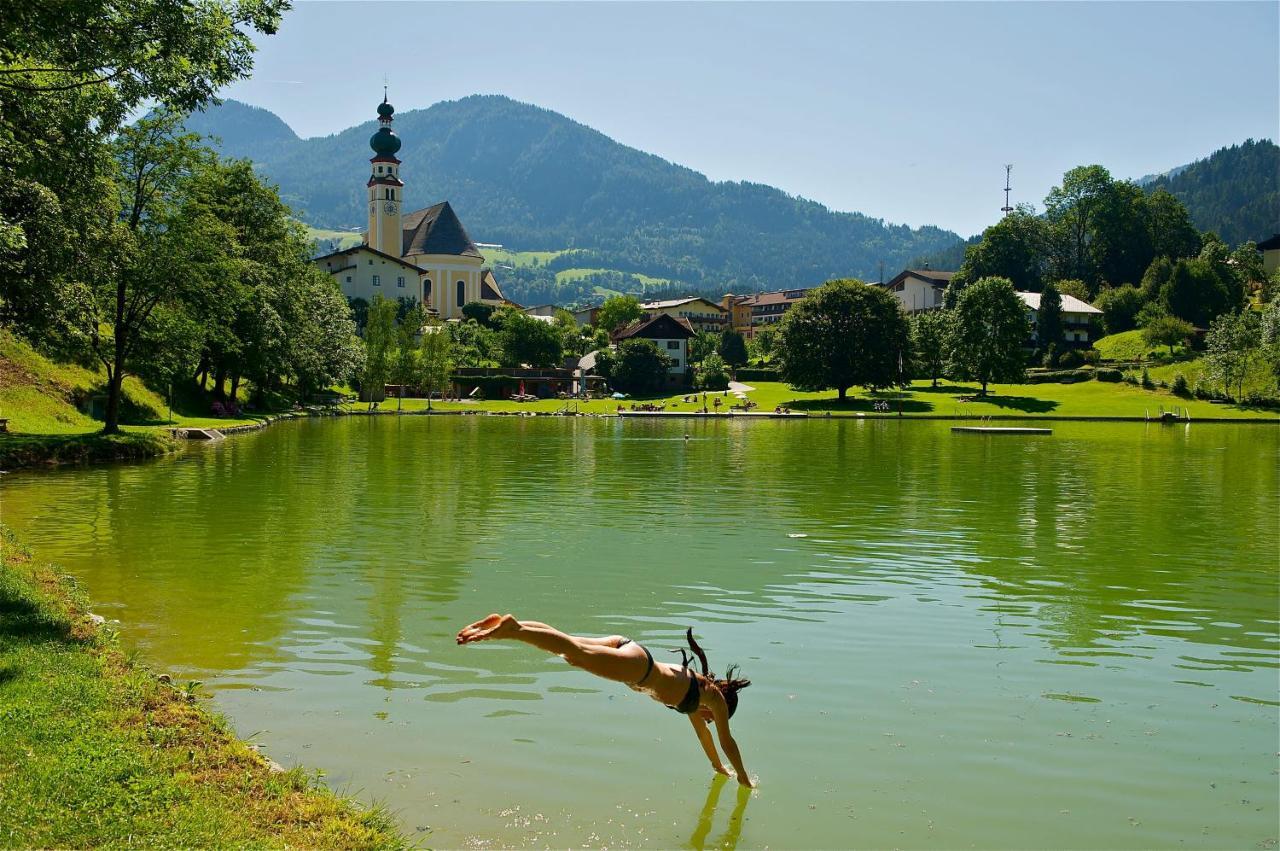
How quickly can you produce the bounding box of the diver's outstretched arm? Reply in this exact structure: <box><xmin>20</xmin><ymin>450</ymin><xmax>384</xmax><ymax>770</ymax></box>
<box><xmin>689</xmin><ymin>713</ymin><xmax>731</xmax><ymax>775</ymax></box>
<box><xmin>708</xmin><ymin>689</ymin><xmax>753</xmax><ymax>787</ymax></box>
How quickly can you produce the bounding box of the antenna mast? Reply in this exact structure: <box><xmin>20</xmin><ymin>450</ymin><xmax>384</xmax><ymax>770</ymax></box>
<box><xmin>1001</xmin><ymin>164</ymin><xmax>1014</xmax><ymax>216</ymax></box>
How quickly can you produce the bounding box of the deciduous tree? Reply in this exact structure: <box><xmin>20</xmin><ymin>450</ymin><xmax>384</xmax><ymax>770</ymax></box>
<box><xmin>910</xmin><ymin>309</ymin><xmax>950</xmax><ymax>387</ymax></box>
<box><xmin>952</xmin><ymin>206</ymin><xmax>1048</xmax><ymax>296</ymax></box>
<box><xmin>777</xmin><ymin>279</ymin><xmax>911</xmax><ymax>400</ymax></box>
<box><xmin>1205</xmin><ymin>310</ymin><xmax>1261</xmax><ymax>401</ymax></box>
<box><xmin>87</xmin><ymin>111</ymin><xmax>231</xmax><ymax>433</ymax></box>
<box><xmin>1142</xmin><ymin>315</ymin><xmax>1193</xmax><ymax>355</ymax></box>
<box><xmin>694</xmin><ymin>351</ymin><xmax>730</xmax><ymax>390</ymax></box>
<box><xmin>1095</xmin><ymin>286</ymin><xmax>1145</xmax><ymax>335</ymax></box>
<box><xmin>361</xmin><ymin>295</ymin><xmax>398</xmax><ymax>406</ymax></box>
<box><xmin>416</xmin><ymin>319</ymin><xmax>454</xmax><ymax>409</ymax></box>
<box><xmin>598</xmin><ymin>339</ymin><xmax>671</xmax><ymax>394</ymax></box>
<box><xmin>392</xmin><ymin>304</ymin><xmax>423</xmax><ymax>410</ymax></box>
<box><xmin>947</xmin><ymin>276</ymin><xmax>1029</xmax><ymax>396</ymax></box>
<box><xmin>498</xmin><ymin>310</ymin><xmax>563</xmax><ymax>367</ymax></box>
<box><xmin>595</xmin><ymin>294</ymin><xmax>642</xmax><ymax>333</ymax></box>
<box><xmin>717</xmin><ymin>328</ymin><xmax>748</xmax><ymax>368</ymax></box>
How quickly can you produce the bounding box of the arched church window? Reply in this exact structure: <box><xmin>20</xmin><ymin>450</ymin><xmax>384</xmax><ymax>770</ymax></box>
<box><xmin>423</xmin><ymin>278</ymin><xmax>432</xmax><ymax>298</ymax></box>
<box><xmin>456</xmin><ymin>280</ymin><xmax>465</xmax><ymax>307</ymax></box>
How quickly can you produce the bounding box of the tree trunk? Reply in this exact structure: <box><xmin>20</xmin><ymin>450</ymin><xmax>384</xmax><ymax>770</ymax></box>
<box><xmin>212</xmin><ymin>365</ymin><xmax>227</xmax><ymax>400</ymax></box>
<box><xmin>981</xmin><ymin>379</ymin><xmax>989</xmax><ymax>397</ymax></box>
<box><xmin>229</xmin><ymin>374</ymin><xmax>240</xmax><ymax>404</ymax></box>
<box><xmin>103</xmin><ymin>275</ymin><xmax>129</xmax><ymax>435</ymax></box>
<box><xmin>931</xmin><ymin>375</ymin><xmax>939</xmax><ymax>388</ymax></box>
<box><xmin>398</xmin><ymin>386</ymin><xmax>404</xmax><ymax>412</ymax></box>
<box><xmin>102</xmin><ymin>365</ymin><xmax>125</xmax><ymax>435</ymax></box>
<box><xmin>837</xmin><ymin>385</ymin><xmax>848</xmax><ymax>401</ymax></box>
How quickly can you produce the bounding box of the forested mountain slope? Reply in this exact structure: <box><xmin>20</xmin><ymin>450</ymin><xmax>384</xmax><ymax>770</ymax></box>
<box><xmin>1144</xmin><ymin>139</ymin><xmax>1278</xmax><ymax>246</ymax></box>
<box><xmin>183</xmin><ymin>96</ymin><xmax>961</xmax><ymax>296</ymax></box>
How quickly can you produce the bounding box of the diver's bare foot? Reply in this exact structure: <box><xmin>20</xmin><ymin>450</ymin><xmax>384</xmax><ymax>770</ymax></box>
<box><xmin>457</xmin><ymin>614</ymin><xmax>518</xmax><ymax>644</ymax></box>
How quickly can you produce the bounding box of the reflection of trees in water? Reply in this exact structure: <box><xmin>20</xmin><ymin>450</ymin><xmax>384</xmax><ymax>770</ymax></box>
<box><xmin>356</xmin><ymin>416</ymin><xmax>486</xmax><ymax>685</ymax></box>
<box><xmin>0</xmin><ymin>425</ymin><xmax>366</xmax><ymax>672</ymax></box>
<box><xmin>754</xmin><ymin>420</ymin><xmax>1279</xmax><ymax>658</ymax></box>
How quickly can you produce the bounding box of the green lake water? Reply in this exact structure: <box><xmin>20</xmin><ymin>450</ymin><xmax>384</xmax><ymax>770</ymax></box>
<box><xmin>2</xmin><ymin>417</ymin><xmax>1277</xmax><ymax>848</ymax></box>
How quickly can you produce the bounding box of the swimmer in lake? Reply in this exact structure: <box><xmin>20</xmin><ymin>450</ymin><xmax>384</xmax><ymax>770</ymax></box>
<box><xmin>456</xmin><ymin>614</ymin><xmax>754</xmax><ymax>786</ymax></box>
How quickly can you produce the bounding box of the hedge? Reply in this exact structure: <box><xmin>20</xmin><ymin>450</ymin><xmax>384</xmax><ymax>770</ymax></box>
<box><xmin>734</xmin><ymin>368</ymin><xmax>781</xmax><ymax>382</ymax></box>
<box><xmin>1024</xmin><ymin>369</ymin><xmax>1094</xmax><ymax>384</ymax></box>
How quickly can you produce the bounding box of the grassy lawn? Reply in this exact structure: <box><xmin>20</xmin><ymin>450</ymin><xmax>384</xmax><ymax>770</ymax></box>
<box><xmin>480</xmin><ymin>246</ymin><xmax>577</xmax><ymax>269</ymax></box>
<box><xmin>1145</xmin><ymin>356</ymin><xmax>1275</xmax><ymax>397</ymax></box>
<box><xmin>0</xmin><ymin>526</ymin><xmax>406</xmax><ymax>849</ymax></box>
<box><xmin>554</xmin><ymin>267</ymin><xmax>672</xmax><ymax>287</ymax></box>
<box><xmin>305</xmin><ymin>225</ymin><xmax>363</xmax><ymax>251</ymax></box>
<box><xmin>364</xmin><ymin>379</ymin><xmax>1277</xmax><ymax>420</ymax></box>
<box><xmin>738</xmin><ymin>380</ymin><xmax>1274</xmax><ymax>419</ymax></box>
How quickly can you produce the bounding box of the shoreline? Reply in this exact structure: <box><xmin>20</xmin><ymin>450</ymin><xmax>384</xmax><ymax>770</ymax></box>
<box><xmin>0</xmin><ymin>525</ymin><xmax>409</xmax><ymax>849</ymax></box>
<box><xmin>3</xmin><ymin>400</ymin><xmax>1275</xmax><ymax>471</ymax></box>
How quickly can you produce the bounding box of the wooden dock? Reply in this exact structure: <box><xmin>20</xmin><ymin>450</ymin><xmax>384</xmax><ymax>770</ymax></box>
<box><xmin>951</xmin><ymin>426</ymin><xmax>1052</xmax><ymax>435</ymax></box>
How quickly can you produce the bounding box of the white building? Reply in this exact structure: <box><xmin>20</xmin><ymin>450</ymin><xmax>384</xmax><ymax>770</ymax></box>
<box><xmin>1017</xmin><ymin>291</ymin><xmax>1102</xmax><ymax>344</ymax></box>
<box><xmin>882</xmin><ymin>269</ymin><xmax>954</xmax><ymax>313</ymax></box>
<box><xmin>639</xmin><ymin>297</ymin><xmax>728</xmax><ymax>333</ymax></box>
<box><xmin>613</xmin><ymin>313</ymin><xmax>695</xmax><ymax>384</ymax></box>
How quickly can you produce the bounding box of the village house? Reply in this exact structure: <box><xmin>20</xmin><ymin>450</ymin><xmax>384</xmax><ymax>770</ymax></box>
<box><xmin>722</xmin><ymin>288</ymin><xmax>812</xmax><ymax>337</ymax></box>
<box><xmin>1258</xmin><ymin>233</ymin><xmax>1280</xmax><ymax>275</ymax></box>
<box><xmin>613</xmin><ymin>314</ymin><xmax>695</xmax><ymax>385</ymax></box>
<box><xmin>639</xmin><ymin>297</ymin><xmax>728</xmax><ymax>333</ymax></box>
<box><xmin>881</xmin><ymin>268</ymin><xmax>954</xmax><ymax>313</ymax></box>
<box><xmin>1017</xmin><ymin>291</ymin><xmax>1102</xmax><ymax>345</ymax></box>
<box><xmin>572</xmin><ymin>306</ymin><xmax>601</xmax><ymax>327</ymax></box>
<box><xmin>312</xmin><ymin>94</ymin><xmax>510</xmax><ymax>319</ymax></box>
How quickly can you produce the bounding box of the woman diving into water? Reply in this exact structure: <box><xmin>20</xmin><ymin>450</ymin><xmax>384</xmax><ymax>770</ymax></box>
<box><xmin>456</xmin><ymin>614</ymin><xmax>755</xmax><ymax>786</ymax></box>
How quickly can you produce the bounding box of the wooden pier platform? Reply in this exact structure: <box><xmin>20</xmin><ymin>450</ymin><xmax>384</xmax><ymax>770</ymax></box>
<box><xmin>951</xmin><ymin>426</ymin><xmax>1052</xmax><ymax>435</ymax></box>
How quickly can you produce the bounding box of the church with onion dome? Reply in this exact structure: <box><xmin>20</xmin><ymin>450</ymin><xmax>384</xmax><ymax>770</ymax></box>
<box><xmin>313</xmin><ymin>93</ymin><xmax>511</xmax><ymax>320</ymax></box>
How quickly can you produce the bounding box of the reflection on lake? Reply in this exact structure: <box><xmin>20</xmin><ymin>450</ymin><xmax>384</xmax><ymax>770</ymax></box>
<box><xmin>2</xmin><ymin>416</ymin><xmax>1277</xmax><ymax>848</ymax></box>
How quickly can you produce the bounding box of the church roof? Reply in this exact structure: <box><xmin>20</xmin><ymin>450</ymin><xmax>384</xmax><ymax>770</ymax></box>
<box><xmin>480</xmin><ymin>269</ymin><xmax>505</xmax><ymax>301</ymax></box>
<box><xmin>401</xmin><ymin>201</ymin><xmax>483</xmax><ymax>259</ymax></box>
<box><xmin>313</xmin><ymin>243</ymin><xmax>422</xmax><ymax>274</ymax></box>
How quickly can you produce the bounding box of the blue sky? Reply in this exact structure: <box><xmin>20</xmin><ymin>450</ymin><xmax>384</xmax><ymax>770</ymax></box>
<box><xmin>223</xmin><ymin>1</ymin><xmax>1279</xmax><ymax>237</ymax></box>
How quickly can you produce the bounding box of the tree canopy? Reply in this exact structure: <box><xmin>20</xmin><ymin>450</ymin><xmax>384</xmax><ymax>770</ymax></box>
<box><xmin>777</xmin><ymin>279</ymin><xmax>911</xmax><ymax>400</ymax></box>
<box><xmin>947</xmin><ymin>277</ymin><xmax>1028</xmax><ymax>395</ymax></box>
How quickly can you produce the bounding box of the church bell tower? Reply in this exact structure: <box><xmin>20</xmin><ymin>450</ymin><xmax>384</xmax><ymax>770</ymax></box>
<box><xmin>366</xmin><ymin>92</ymin><xmax>403</xmax><ymax>257</ymax></box>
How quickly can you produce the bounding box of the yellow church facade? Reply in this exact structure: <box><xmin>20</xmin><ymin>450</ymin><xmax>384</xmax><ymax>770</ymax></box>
<box><xmin>314</xmin><ymin>95</ymin><xmax>509</xmax><ymax>320</ymax></box>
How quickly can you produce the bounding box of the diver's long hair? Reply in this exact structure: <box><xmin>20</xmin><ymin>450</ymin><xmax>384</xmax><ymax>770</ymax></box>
<box><xmin>685</xmin><ymin>628</ymin><xmax>752</xmax><ymax>718</ymax></box>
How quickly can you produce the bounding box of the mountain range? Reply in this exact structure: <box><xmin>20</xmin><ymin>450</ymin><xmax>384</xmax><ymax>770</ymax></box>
<box><xmin>182</xmin><ymin>97</ymin><xmax>1278</xmax><ymax>306</ymax></box>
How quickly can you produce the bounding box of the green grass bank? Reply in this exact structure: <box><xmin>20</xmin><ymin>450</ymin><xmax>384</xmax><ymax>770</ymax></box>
<box><xmin>0</xmin><ymin>526</ymin><xmax>409</xmax><ymax>849</ymax></box>
<box><xmin>0</xmin><ymin>431</ymin><xmax>178</xmax><ymax>470</ymax></box>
